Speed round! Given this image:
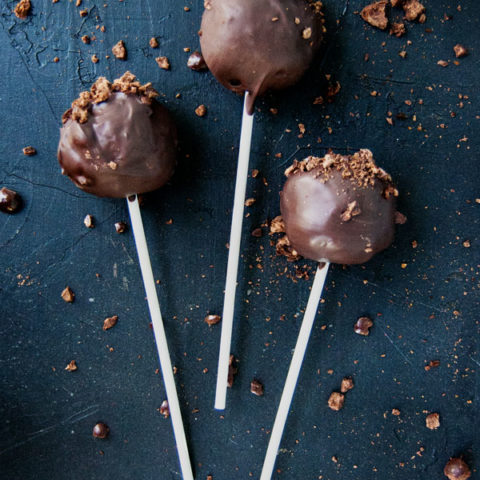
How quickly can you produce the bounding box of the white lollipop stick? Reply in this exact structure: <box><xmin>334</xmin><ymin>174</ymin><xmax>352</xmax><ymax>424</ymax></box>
<box><xmin>127</xmin><ymin>194</ymin><xmax>194</xmax><ymax>480</ymax></box>
<box><xmin>214</xmin><ymin>92</ymin><xmax>254</xmax><ymax>410</ymax></box>
<box><xmin>260</xmin><ymin>262</ymin><xmax>330</xmax><ymax>480</ymax></box>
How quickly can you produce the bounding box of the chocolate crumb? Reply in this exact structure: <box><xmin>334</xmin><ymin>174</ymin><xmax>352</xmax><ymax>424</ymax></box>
<box><xmin>354</xmin><ymin>316</ymin><xmax>373</xmax><ymax>336</ymax></box>
<box><xmin>156</xmin><ymin>56</ymin><xmax>170</xmax><ymax>70</ymax></box>
<box><xmin>149</xmin><ymin>37</ymin><xmax>159</xmax><ymax>48</ymax></box>
<box><xmin>204</xmin><ymin>314</ymin><xmax>221</xmax><ymax>326</ymax></box>
<box><xmin>112</xmin><ymin>40</ymin><xmax>127</xmax><ymax>60</ymax></box>
<box><xmin>361</xmin><ymin>1</ymin><xmax>389</xmax><ymax>30</ymax></box>
<box><xmin>227</xmin><ymin>355</ymin><xmax>238</xmax><ymax>388</ymax></box>
<box><xmin>61</xmin><ymin>286</ymin><xmax>75</xmax><ymax>303</ymax></box>
<box><xmin>115</xmin><ymin>221</ymin><xmax>127</xmax><ymax>233</ymax></box>
<box><xmin>92</xmin><ymin>422</ymin><xmax>109</xmax><ymax>439</ymax></box>
<box><xmin>84</xmin><ymin>214</ymin><xmax>94</xmax><ymax>228</ymax></box>
<box><xmin>187</xmin><ymin>51</ymin><xmax>208</xmax><ymax>71</ymax></box>
<box><xmin>65</xmin><ymin>360</ymin><xmax>78</xmax><ymax>371</ymax></box>
<box><xmin>22</xmin><ymin>146</ymin><xmax>36</xmax><ymax>156</ymax></box>
<box><xmin>195</xmin><ymin>104</ymin><xmax>207</xmax><ymax>117</ymax></box>
<box><xmin>340</xmin><ymin>377</ymin><xmax>354</xmax><ymax>393</ymax></box>
<box><xmin>426</xmin><ymin>412</ymin><xmax>440</xmax><ymax>430</ymax></box>
<box><xmin>14</xmin><ymin>0</ymin><xmax>31</xmax><ymax>19</ymax></box>
<box><xmin>454</xmin><ymin>44</ymin><xmax>468</xmax><ymax>58</ymax></box>
<box><xmin>276</xmin><ymin>235</ymin><xmax>301</xmax><ymax>262</ymax></box>
<box><xmin>0</xmin><ymin>187</ymin><xmax>22</xmax><ymax>214</ymax></box>
<box><xmin>159</xmin><ymin>400</ymin><xmax>170</xmax><ymax>418</ymax></box>
<box><xmin>103</xmin><ymin>315</ymin><xmax>118</xmax><ymax>331</ymax></box>
<box><xmin>444</xmin><ymin>458</ymin><xmax>471</xmax><ymax>480</ymax></box>
<box><xmin>250</xmin><ymin>379</ymin><xmax>264</xmax><ymax>396</ymax></box>
<box><xmin>328</xmin><ymin>392</ymin><xmax>345</xmax><ymax>411</ymax></box>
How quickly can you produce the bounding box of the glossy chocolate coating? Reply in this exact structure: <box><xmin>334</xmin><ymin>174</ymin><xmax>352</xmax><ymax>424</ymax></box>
<box><xmin>200</xmin><ymin>0</ymin><xmax>324</xmax><ymax>114</ymax></box>
<box><xmin>58</xmin><ymin>92</ymin><xmax>177</xmax><ymax>198</ymax></box>
<box><xmin>280</xmin><ymin>153</ymin><xmax>397</xmax><ymax>264</ymax></box>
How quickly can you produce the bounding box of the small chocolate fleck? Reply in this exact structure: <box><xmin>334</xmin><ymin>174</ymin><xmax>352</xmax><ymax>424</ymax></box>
<box><xmin>443</xmin><ymin>458</ymin><xmax>471</xmax><ymax>480</ymax></box>
<box><xmin>340</xmin><ymin>377</ymin><xmax>354</xmax><ymax>393</ymax></box>
<box><xmin>0</xmin><ymin>187</ymin><xmax>22</xmax><ymax>214</ymax></box>
<box><xmin>115</xmin><ymin>221</ymin><xmax>127</xmax><ymax>233</ymax></box>
<box><xmin>187</xmin><ymin>51</ymin><xmax>208</xmax><ymax>71</ymax></box>
<box><xmin>22</xmin><ymin>146</ymin><xmax>36</xmax><ymax>156</ymax></box>
<box><xmin>159</xmin><ymin>400</ymin><xmax>170</xmax><ymax>418</ymax></box>
<box><xmin>328</xmin><ymin>392</ymin><xmax>345</xmax><ymax>411</ymax></box>
<box><xmin>65</xmin><ymin>360</ymin><xmax>78</xmax><ymax>371</ymax></box>
<box><xmin>205</xmin><ymin>314</ymin><xmax>221</xmax><ymax>326</ymax></box>
<box><xmin>61</xmin><ymin>286</ymin><xmax>75</xmax><ymax>303</ymax></box>
<box><xmin>354</xmin><ymin>316</ymin><xmax>373</xmax><ymax>336</ymax></box>
<box><xmin>250</xmin><ymin>379</ymin><xmax>264</xmax><ymax>396</ymax></box>
<box><xmin>103</xmin><ymin>315</ymin><xmax>118</xmax><ymax>331</ymax></box>
<box><xmin>92</xmin><ymin>422</ymin><xmax>109</xmax><ymax>439</ymax></box>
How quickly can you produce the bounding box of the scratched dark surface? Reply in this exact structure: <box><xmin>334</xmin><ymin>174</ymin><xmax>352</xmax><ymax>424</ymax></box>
<box><xmin>0</xmin><ymin>1</ymin><xmax>479</xmax><ymax>479</ymax></box>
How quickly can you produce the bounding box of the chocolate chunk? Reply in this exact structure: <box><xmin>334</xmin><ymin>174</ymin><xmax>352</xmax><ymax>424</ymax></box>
<box><xmin>0</xmin><ymin>187</ymin><xmax>22</xmax><ymax>214</ymax></box>
<box><xmin>425</xmin><ymin>412</ymin><xmax>440</xmax><ymax>430</ymax></box>
<box><xmin>328</xmin><ymin>392</ymin><xmax>345</xmax><ymax>411</ymax></box>
<box><xmin>354</xmin><ymin>316</ymin><xmax>373</xmax><ymax>335</ymax></box>
<box><xmin>61</xmin><ymin>286</ymin><xmax>75</xmax><ymax>303</ymax></box>
<box><xmin>115</xmin><ymin>221</ymin><xmax>127</xmax><ymax>233</ymax></box>
<box><xmin>65</xmin><ymin>360</ymin><xmax>78</xmax><ymax>371</ymax></box>
<box><xmin>227</xmin><ymin>355</ymin><xmax>238</xmax><ymax>388</ymax></box>
<box><xmin>205</xmin><ymin>314</ymin><xmax>221</xmax><ymax>326</ymax></box>
<box><xmin>22</xmin><ymin>146</ymin><xmax>36</xmax><ymax>156</ymax></box>
<box><xmin>159</xmin><ymin>400</ymin><xmax>170</xmax><ymax>418</ymax></box>
<box><xmin>200</xmin><ymin>0</ymin><xmax>325</xmax><ymax>115</ymax></box>
<box><xmin>444</xmin><ymin>458</ymin><xmax>471</xmax><ymax>480</ymax></box>
<box><xmin>103</xmin><ymin>315</ymin><xmax>118</xmax><ymax>331</ymax></box>
<box><xmin>112</xmin><ymin>40</ymin><xmax>127</xmax><ymax>60</ymax></box>
<box><xmin>454</xmin><ymin>44</ymin><xmax>468</xmax><ymax>58</ymax></box>
<box><xmin>361</xmin><ymin>1</ymin><xmax>389</xmax><ymax>30</ymax></box>
<box><xmin>187</xmin><ymin>51</ymin><xmax>208</xmax><ymax>71</ymax></box>
<box><xmin>250</xmin><ymin>379</ymin><xmax>264</xmax><ymax>396</ymax></box>
<box><xmin>92</xmin><ymin>422</ymin><xmax>110</xmax><ymax>439</ymax></box>
<box><xmin>81</xmin><ymin>35</ymin><xmax>90</xmax><ymax>44</ymax></box>
<box><xmin>340</xmin><ymin>377</ymin><xmax>354</xmax><ymax>393</ymax></box>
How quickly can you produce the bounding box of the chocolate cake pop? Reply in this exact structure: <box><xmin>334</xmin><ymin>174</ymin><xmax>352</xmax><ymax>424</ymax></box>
<box><xmin>200</xmin><ymin>0</ymin><xmax>325</xmax><ymax>114</ymax></box>
<box><xmin>58</xmin><ymin>72</ymin><xmax>177</xmax><ymax>198</ymax></box>
<box><xmin>280</xmin><ymin>149</ymin><xmax>398</xmax><ymax>265</ymax></box>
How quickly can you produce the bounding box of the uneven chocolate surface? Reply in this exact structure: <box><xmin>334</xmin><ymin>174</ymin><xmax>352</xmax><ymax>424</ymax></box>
<box><xmin>200</xmin><ymin>0</ymin><xmax>325</xmax><ymax>114</ymax></box>
<box><xmin>58</xmin><ymin>73</ymin><xmax>177</xmax><ymax>198</ymax></box>
<box><xmin>280</xmin><ymin>150</ymin><xmax>398</xmax><ymax>264</ymax></box>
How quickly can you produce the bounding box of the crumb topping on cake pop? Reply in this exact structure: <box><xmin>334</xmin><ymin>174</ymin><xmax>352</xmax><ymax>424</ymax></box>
<box><xmin>62</xmin><ymin>72</ymin><xmax>159</xmax><ymax>124</ymax></box>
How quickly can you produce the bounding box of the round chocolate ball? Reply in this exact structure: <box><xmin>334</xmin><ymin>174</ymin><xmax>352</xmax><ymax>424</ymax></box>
<box><xmin>58</xmin><ymin>73</ymin><xmax>177</xmax><ymax>198</ymax></box>
<box><xmin>200</xmin><ymin>0</ymin><xmax>325</xmax><ymax>113</ymax></box>
<box><xmin>280</xmin><ymin>150</ymin><xmax>398</xmax><ymax>265</ymax></box>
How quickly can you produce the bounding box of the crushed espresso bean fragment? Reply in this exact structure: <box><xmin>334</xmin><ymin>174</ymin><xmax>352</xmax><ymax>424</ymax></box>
<box><xmin>205</xmin><ymin>314</ymin><xmax>221</xmax><ymax>326</ymax></box>
<box><xmin>115</xmin><ymin>221</ymin><xmax>127</xmax><ymax>233</ymax></box>
<box><xmin>354</xmin><ymin>316</ymin><xmax>373</xmax><ymax>335</ymax></box>
<box><xmin>103</xmin><ymin>315</ymin><xmax>118</xmax><ymax>331</ymax></box>
<box><xmin>159</xmin><ymin>400</ymin><xmax>170</xmax><ymax>418</ymax></box>
<box><xmin>187</xmin><ymin>51</ymin><xmax>208</xmax><ymax>71</ymax></box>
<box><xmin>328</xmin><ymin>392</ymin><xmax>345</xmax><ymax>411</ymax></box>
<box><xmin>112</xmin><ymin>40</ymin><xmax>127</xmax><ymax>60</ymax></box>
<box><xmin>425</xmin><ymin>412</ymin><xmax>440</xmax><ymax>430</ymax></box>
<box><xmin>250</xmin><ymin>379</ymin><xmax>264</xmax><ymax>396</ymax></box>
<box><xmin>65</xmin><ymin>360</ymin><xmax>78</xmax><ymax>371</ymax></box>
<box><xmin>0</xmin><ymin>187</ymin><xmax>22</xmax><ymax>214</ymax></box>
<box><xmin>22</xmin><ymin>146</ymin><xmax>36</xmax><ymax>156</ymax></box>
<box><xmin>444</xmin><ymin>458</ymin><xmax>471</xmax><ymax>480</ymax></box>
<box><xmin>92</xmin><ymin>422</ymin><xmax>109</xmax><ymax>439</ymax></box>
<box><xmin>61</xmin><ymin>286</ymin><xmax>75</xmax><ymax>303</ymax></box>
<box><xmin>340</xmin><ymin>377</ymin><xmax>354</xmax><ymax>393</ymax></box>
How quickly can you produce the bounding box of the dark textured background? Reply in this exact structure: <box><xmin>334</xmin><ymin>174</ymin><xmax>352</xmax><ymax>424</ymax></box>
<box><xmin>0</xmin><ymin>1</ymin><xmax>478</xmax><ymax>479</ymax></box>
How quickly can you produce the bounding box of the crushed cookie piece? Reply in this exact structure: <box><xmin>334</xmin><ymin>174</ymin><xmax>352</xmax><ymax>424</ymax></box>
<box><xmin>391</xmin><ymin>408</ymin><xmax>401</xmax><ymax>416</ymax></box>
<box><xmin>361</xmin><ymin>1</ymin><xmax>389</xmax><ymax>30</ymax></box>
<box><xmin>394</xmin><ymin>211</ymin><xmax>407</xmax><ymax>224</ymax></box>
<box><xmin>79</xmin><ymin>8</ymin><xmax>88</xmax><ymax>17</ymax></box>
<box><xmin>340</xmin><ymin>200</ymin><xmax>361</xmax><ymax>222</ymax></box>
<box><xmin>250</xmin><ymin>379</ymin><xmax>264</xmax><ymax>396</ymax></box>
<box><xmin>84</xmin><ymin>214</ymin><xmax>94</xmax><ymax>228</ymax></box>
<box><xmin>103</xmin><ymin>315</ymin><xmax>118</xmax><ymax>331</ymax></box>
<box><xmin>112</xmin><ymin>40</ymin><xmax>127</xmax><ymax>60</ymax></box>
<box><xmin>149</xmin><ymin>37</ymin><xmax>159</xmax><ymax>48</ymax></box>
<box><xmin>403</xmin><ymin>0</ymin><xmax>425</xmax><ymax>21</ymax></box>
<box><xmin>61</xmin><ymin>286</ymin><xmax>75</xmax><ymax>303</ymax></box>
<box><xmin>65</xmin><ymin>360</ymin><xmax>78</xmax><ymax>371</ymax></box>
<box><xmin>270</xmin><ymin>215</ymin><xmax>285</xmax><ymax>234</ymax></box>
<box><xmin>454</xmin><ymin>44</ymin><xmax>468</xmax><ymax>58</ymax></box>
<box><xmin>426</xmin><ymin>412</ymin><xmax>440</xmax><ymax>430</ymax></box>
<box><xmin>187</xmin><ymin>51</ymin><xmax>208</xmax><ymax>71</ymax></box>
<box><xmin>444</xmin><ymin>458</ymin><xmax>471</xmax><ymax>480</ymax></box>
<box><xmin>92</xmin><ymin>422</ymin><xmax>109</xmax><ymax>438</ymax></box>
<box><xmin>195</xmin><ymin>104</ymin><xmax>207</xmax><ymax>117</ymax></box>
<box><xmin>251</xmin><ymin>169</ymin><xmax>259</xmax><ymax>178</ymax></box>
<box><xmin>91</xmin><ymin>54</ymin><xmax>99</xmax><ymax>64</ymax></box>
<box><xmin>437</xmin><ymin>60</ymin><xmax>448</xmax><ymax>67</ymax></box>
<box><xmin>14</xmin><ymin>0</ymin><xmax>31</xmax><ymax>19</ymax></box>
<box><xmin>107</xmin><ymin>161</ymin><xmax>118</xmax><ymax>170</ymax></box>
<box><xmin>302</xmin><ymin>27</ymin><xmax>312</xmax><ymax>39</ymax></box>
<box><xmin>156</xmin><ymin>56</ymin><xmax>170</xmax><ymax>70</ymax></box>
<box><xmin>205</xmin><ymin>314</ymin><xmax>221</xmax><ymax>326</ymax></box>
<box><xmin>245</xmin><ymin>198</ymin><xmax>256</xmax><ymax>207</ymax></box>
<box><xmin>227</xmin><ymin>355</ymin><xmax>238</xmax><ymax>387</ymax></box>
<box><xmin>22</xmin><ymin>146</ymin><xmax>36</xmax><ymax>156</ymax></box>
<box><xmin>390</xmin><ymin>22</ymin><xmax>406</xmax><ymax>36</ymax></box>
<box><xmin>81</xmin><ymin>35</ymin><xmax>90</xmax><ymax>44</ymax></box>
<box><xmin>354</xmin><ymin>316</ymin><xmax>373</xmax><ymax>335</ymax></box>
<box><xmin>115</xmin><ymin>221</ymin><xmax>127</xmax><ymax>233</ymax></box>
<box><xmin>328</xmin><ymin>392</ymin><xmax>345</xmax><ymax>411</ymax></box>
<box><xmin>462</xmin><ymin>240</ymin><xmax>471</xmax><ymax>248</ymax></box>
<box><xmin>340</xmin><ymin>377</ymin><xmax>354</xmax><ymax>393</ymax></box>
<box><xmin>159</xmin><ymin>400</ymin><xmax>170</xmax><ymax>418</ymax></box>
<box><xmin>276</xmin><ymin>235</ymin><xmax>301</xmax><ymax>262</ymax></box>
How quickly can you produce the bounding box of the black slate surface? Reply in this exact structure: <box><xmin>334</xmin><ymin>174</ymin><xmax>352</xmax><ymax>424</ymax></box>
<box><xmin>0</xmin><ymin>1</ymin><xmax>479</xmax><ymax>479</ymax></box>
